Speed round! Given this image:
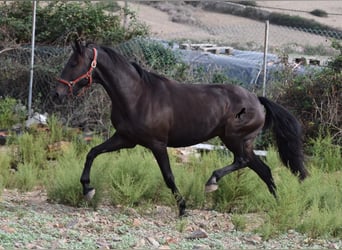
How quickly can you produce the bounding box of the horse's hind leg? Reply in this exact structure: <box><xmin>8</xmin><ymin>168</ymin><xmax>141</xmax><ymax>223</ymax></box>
<box><xmin>248</xmin><ymin>154</ymin><xmax>277</xmax><ymax>198</ymax></box>
<box><xmin>205</xmin><ymin>156</ymin><xmax>247</xmax><ymax>192</ymax></box>
<box><xmin>205</xmin><ymin>138</ymin><xmax>248</xmax><ymax>192</ymax></box>
<box><xmin>205</xmin><ymin>136</ymin><xmax>277</xmax><ymax>198</ymax></box>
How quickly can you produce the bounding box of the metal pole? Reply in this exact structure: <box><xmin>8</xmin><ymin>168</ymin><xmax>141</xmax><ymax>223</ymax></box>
<box><xmin>262</xmin><ymin>20</ymin><xmax>269</xmax><ymax>97</ymax></box>
<box><xmin>28</xmin><ymin>0</ymin><xmax>37</xmax><ymax>118</ymax></box>
<box><xmin>123</xmin><ymin>0</ymin><xmax>128</xmax><ymax>29</ymax></box>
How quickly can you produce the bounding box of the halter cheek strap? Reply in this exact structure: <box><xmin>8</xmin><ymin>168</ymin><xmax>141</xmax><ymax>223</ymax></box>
<box><xmin>57</xmin><ymin>48</ymin><xmax>98</xmax><ymax>96</ymax></box>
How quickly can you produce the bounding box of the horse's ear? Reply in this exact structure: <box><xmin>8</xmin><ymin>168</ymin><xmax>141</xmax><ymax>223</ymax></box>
<box><xmin>72</xmin><ymin>39</ymin><xmax>85</xmax><ymax>55</ymax></box>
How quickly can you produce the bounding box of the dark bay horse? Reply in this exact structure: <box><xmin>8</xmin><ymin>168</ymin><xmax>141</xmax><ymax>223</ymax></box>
<box><xmin>55</xmin><ymin>41</ymin><xmax>308</xmax><ymax>216</ymax></box>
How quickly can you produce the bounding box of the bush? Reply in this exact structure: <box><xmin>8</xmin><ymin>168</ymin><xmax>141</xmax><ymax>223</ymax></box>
<box><xmin>118</xmin><ymin>39</ymin><xmax>183</xmax><ymax>76</ymax></box>
<box><xmin>310</xmin><ymin>9</ymin><xmax>328</xmax><ymax>17</ymax></box>
<box><xmin>0</xmin><ymin>97</ymin><xmax>26</xmax><ymax>129</ymax></box>
<box><xmin>309</xmin><ymin>132</ymin><xmax>341</xmax><ymax>172</ymax></box>
<box><xmin>328</xmin><ymin>40</ymin><xmax>342</xmax><ymax>72</ymax></box>
<box><xmin>270</xmin><ymin>43</ymin><xmax>342</xmax><ymax>146</ymax></box>
<box><xmin>0</xmin><ymin>148</ymin><xmax>11</xmax><ymax>193</ymax></box>
<box><xmin>9</xmin><ymin>163</ymin><xmax>39</xmax><ymax>192</ymax></box>
<box><xmin>0</xmin><ymin>1</ymin><xmax>149</xmax><ymax>46</ymax></box>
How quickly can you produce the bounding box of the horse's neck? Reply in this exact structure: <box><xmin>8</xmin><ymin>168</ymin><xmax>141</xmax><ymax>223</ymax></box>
<box><xmin>96</xmin><ymin>54</ymin><xmax>142</xmax><ymax>110</ymax></box>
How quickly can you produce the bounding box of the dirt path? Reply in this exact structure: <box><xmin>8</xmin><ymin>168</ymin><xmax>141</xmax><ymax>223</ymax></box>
<box><xmin>1</xmin><ymin>189</ymin><xmax>341</xmax><ymax>249</ymax></box>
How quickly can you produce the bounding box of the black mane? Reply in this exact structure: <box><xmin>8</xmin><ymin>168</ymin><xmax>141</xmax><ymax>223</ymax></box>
<box><xmin>99</xmin><ymin>45</ymin><xmax>129</xmax><ymax>66</ymax></box>
<box><xmin>130</xmin><ymin>61</ymin><xmax>169</xmax><ymax>84</ymax></box>
<box><xmin>98</xmin><ymin>45</ymin><xmax>169</xmax><ymax>85</ymax></box>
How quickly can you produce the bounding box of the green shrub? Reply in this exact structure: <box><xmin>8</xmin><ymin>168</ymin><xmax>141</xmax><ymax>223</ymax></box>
<box><xmin>0</xmin><ymin>97</ymin><xmax>26</xmax><ymax>129</ymax></box>
<box><xmin>108</xmin><ymin>147</ymin><xmax>170</xmax><ymax>206</ymax></box>
<box><xmin>271</xmin><ymin>47</ymin><xmax>341</xmax><ymax>146</ymax></box>
<box><xmin>118</xmin><ymin>38</ymin><xmax>190</xmax><ymax>82</ymax></box>
<box><xmin>9</xmin><ymin>163</ymin><xmax>39</xmax><ymax>192</ymax></box>
<box><xmin>310</xmin><ymin>9</ymin><xmax>328</xmax><ymax>17</ymax></box>
<box><xmin>309</xmin><ymin>132</ymin><xmax>341</xmax><ymax>172</ymax></box>
<box><xmin>328</xmin><ymin>40</ymin><xmax>342</xmax><ymax>72</ymax></box>
<box><xmin>237</xmin><ymin>1</ymin><xmax>257</xmax><ymax>7</ymax></box>
<box><xmin>14</xmin><ymin>132</ymin><xmax>47</xmax><ymax>169</ymax></box>
<box><xmin>0</xmin><ymin>1</ymin><xmax>149</xmax><ymax>45</ymax></box>
<box><xmin>46</xmin><ymin>143</ymin><xmax>86</xmax><ymax>207</ymax></box>
<box><xmin>0</xmin><ymin>149</ymin><xmax>11</xmax><ymax>193</ymax></box>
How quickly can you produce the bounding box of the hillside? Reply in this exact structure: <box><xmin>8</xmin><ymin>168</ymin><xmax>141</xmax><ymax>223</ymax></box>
<box><xmin>122</xmin><ymin>1</ymin><xmax>341</xmax><ymax>51</ymax></box>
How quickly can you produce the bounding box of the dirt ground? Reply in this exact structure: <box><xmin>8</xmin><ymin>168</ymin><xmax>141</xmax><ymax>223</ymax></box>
<box><xmin>256</xmin><ymin>1</ymin><xmax>342</xmax><ymax>29</ymax></box>
<box><xmin>1</xmin><ymin>189</ymin><xmax>341</xmax><ymax>249</ymax></box>
<box><xmin>122</xmin><ymin>1</ymin><xmax>341</xmax><ymax>49</ymax></box>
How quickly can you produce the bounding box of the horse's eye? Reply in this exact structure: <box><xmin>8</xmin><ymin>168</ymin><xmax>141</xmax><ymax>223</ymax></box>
<box><xmin>70</xmin><ymin>61</ymin><xmax>78</xmax><ymax>68</ymax></box>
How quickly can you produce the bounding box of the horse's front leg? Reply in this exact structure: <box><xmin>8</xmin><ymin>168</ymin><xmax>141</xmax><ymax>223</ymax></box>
<box><xmin>81</xmin><ymin>133</ymin><xmax>136</xmax><ymax>200</ymax></box>
<box><xmin>151</xmin><ymin>145</ymin><xmax>186</xmax><ymax>217</ymax></box>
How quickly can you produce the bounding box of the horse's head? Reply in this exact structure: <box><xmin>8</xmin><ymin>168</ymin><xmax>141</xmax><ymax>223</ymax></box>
<box><xmin>54</xmin><ymin>40</ymin><xmax>97</xmax><ymax>99</ymax></box>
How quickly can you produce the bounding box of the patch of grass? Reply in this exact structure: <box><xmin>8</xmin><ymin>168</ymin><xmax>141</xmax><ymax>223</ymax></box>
<box><xmin>309</xmin><ymin>133</ymin><xmax>341</xmax><ymax>172</ymax></box>
<box><xmin>47</xmin><ymin>114</ymin><xmax>64</xmax><ymax>143</ymax></box>
<box><xmin>2</xmin><ymin>124</ymin><xmax>341</xmax><ymax>240</ymax></box>
<box><xmin>108</xmin><ymin>146</ymin><xmax>170</xmax><ymax>206</ymax></box>
<box><xmin>231</xmin><ymin>214</ymin><xmax>247</xmax><ymax>231</ymax></box>
<box><xmin>46</xmin><ymin>137</ymin><xmax>112</xmax><ymax>209</ymax></box>
<box><xmin>14</xmin><ymin>132</ymin><xmax>47</xmax><ymax>169</ymax></box>
<box><xmin>0</xmin><ymin>148</ymin><xmax>11</xmax><ymax>192</ymax></box>
<box><xmin>45</xmin><ymin>144</ymin><xmax>85</xmax><ymax>207</ymax></box>
<box><xmin>310</xmin><ymin>9</ymin><xmax>328</xmax><ymax>17</ymax></box>
<box><xmin>9</xmin><ymin>163</ymin><xmax>39</xmax><ymax>192</ymax></box>
<box><xmin>0</xmin><ymin>97</ymin><xmax>26</xmax><ymax>129</ymax></box>
<box><xmin>175</xmin><ymin>218</ymin><xmax>188</xmax><ymax>233</ymax></box>
<box><xmin>257</xmin><ymin>157</ymin><xmax>342</xmax><ymax>239</ymax></box>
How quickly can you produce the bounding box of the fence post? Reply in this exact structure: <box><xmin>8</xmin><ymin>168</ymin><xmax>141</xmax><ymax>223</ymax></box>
<box><xmin>28</xmin><ymin>0</ymin><xmax>37</xmax><ymax>118</ymax></box>
<box><xmin>262</xmin><ymin>20</ymin><xmax>269</xmax><ymax>97</ymax></box>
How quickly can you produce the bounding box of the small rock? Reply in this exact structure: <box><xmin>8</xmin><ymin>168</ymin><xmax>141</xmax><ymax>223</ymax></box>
<box><xmin>147</xmin><ymin>237</ymin><xmax>160</xmax><ymax>248</ymax></box>
<box><xmin>135</xmin><ymin>238</ymin><xmax>146</xmax><ymax>248</ymax></box>
<box><xmin>245</xmin><ymin>235</ymin><xmax>262</xmax><ymax>245</ymax></box>
<box><xmin>133</xmin><ymin>218</ymin><xmax>141</xmax><ymax>227</ymax></box>
<box><xmin>186</xmin><ymin>229</ymin><xmax>208</xmax><ymax>239</ymax></box>
<box><xmin>1</xmin><ymin>226</ymin><xmax>15</xmax><ymax>233</ymax></box>
<box><xmin>328</xmin><ymin>243</ymin><xmax>339</xmax><ymax>249</ymax></box>
<box><xmin>192</xmin><ymin>244</ymin><xmax>210</xmax><ymax>249</ymax></box>
<box><xmin>159</xmin><ymin>245</ymin><xmax>171</xmax><ymax>250</ymax></box>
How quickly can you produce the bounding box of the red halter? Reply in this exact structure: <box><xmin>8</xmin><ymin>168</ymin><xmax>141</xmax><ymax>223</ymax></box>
<box><xmin>57</xmin><ymin>48</ymin><xmax>98</xmax><ymax>96</ymax></box>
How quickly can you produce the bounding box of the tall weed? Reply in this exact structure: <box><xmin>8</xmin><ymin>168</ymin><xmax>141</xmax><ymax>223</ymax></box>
<box><xmin>8</xmin><ymin>163</ymin><xmax>39</xmax><ymax>192</ymax></box>
<box><xmin>45</xmin><ymin>143</ymin><xmax>84</xmax><ymax>206</ymax></box>
<box><xmin>14</xmin><ymin>132</ymin><xmax>47</xmax><ymax>169</ymax></box>
<box><xmin>0</xmin><ymin>149</ymin><xmax>11</xmax><ymax>194</ymax></box>
<box><xmin>108</xmin><ymin>147</ymin><xmax>170</xmax><ymax>206</ymax></box>
<box><xmin>258</xmin><ymin>156</ymin><xmax>342</xmax><ymax>239</ymax></box>
<box><xmin>46</xmin><ymin>139</ymin><xmax>109</xmax><ymax>209</ymax></box>
<box><xmin>309</xmin><ymin>132</ymin><xmax>341</xmax><ymax>172</ymax></box>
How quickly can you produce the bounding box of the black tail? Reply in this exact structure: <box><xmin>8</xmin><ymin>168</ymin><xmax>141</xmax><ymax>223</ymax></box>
<box><xmin>258</xmin><ymin>96</ymin><xmax>308</xmax><ymax>180</ymax></box>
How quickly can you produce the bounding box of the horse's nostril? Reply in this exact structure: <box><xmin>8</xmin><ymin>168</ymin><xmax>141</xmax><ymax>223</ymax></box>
<box><xmin>52</xmin><ymin>91</ymin><xmax>63</xmax><ymax>102</ymax></box>
<box><xmin>51</xmin><ymin>91</ymin><xmax>58</xmax><ymax>98</ymax></box>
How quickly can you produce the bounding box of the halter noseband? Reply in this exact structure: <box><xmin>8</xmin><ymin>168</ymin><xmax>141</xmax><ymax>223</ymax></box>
<box><xmin>57</xmin><ymin>48</ymin><xmax>98</xmax><ymax>96</ymax></box>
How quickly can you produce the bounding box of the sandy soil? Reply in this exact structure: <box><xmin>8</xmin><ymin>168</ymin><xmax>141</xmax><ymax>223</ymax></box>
<box><xmin>256</xmin><ymin>1</ymin><xmax>342</xmax><ymax>29</ymax></box>
<box><xmin>122</xmin><ymin>1</ymin><xmax>341</xmax><ymax>50</ymax></box>
<box><xmin>1</xmin><ymin>189</ymin><xmax>341</xmax><ymax>249</ymax></box>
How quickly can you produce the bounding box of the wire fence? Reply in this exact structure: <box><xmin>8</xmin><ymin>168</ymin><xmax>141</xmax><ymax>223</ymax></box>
<box><xmin>0</xmin><ymin>23</ymin><xmax>341</xmax><ymax>130</ymax></box>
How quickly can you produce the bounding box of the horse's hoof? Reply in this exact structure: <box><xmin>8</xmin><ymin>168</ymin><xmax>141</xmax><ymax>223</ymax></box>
<box><xmin>205</xmin><ymin>184</ymin><xmax>218</xmax><ymax>193</ymax></box>
<box><xmin>179</xmin><ymin>211</ymin><xmax>189</xmax><ymax>218</ymax></box>
<box><xmin>84</xmin><ymin>188</ymin><xmax>96</xmax><ymax>201</ymax></box>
